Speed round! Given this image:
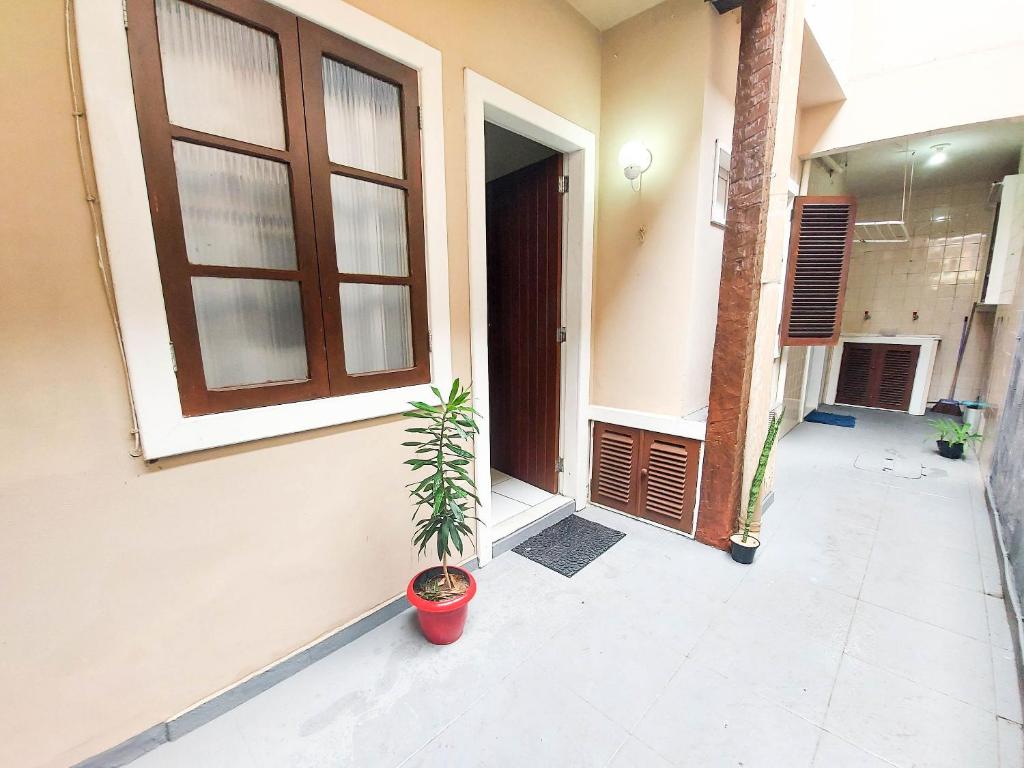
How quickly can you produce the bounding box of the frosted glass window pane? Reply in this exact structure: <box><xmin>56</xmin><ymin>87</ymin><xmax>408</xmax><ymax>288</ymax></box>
<box><xmin>322</xmin><ymin>57</ymin><xmax>403</xmax><ymax>177</ymax></box>
<box><xmin>339</xmin><ymin>284</ymin><xmax>413</xmax><ymax>374</ymax></box>
<box><xmin>331</xmin><ymin>175</ymin><xmax>409</xmax><ymax>276</ymax></box>
<box><xmin>173</xmin><ymin>141</ymin><xmax>296</xmax><ymax>269</ymax></box>
<box><xmin>156</xmin><ymin>0</ymin><xmax>285</xmax><ymax>148</ymax></box>
<box><xmin>191</xmin><ymin>277</ymin><xmax>308</xmax><ymax>388</ymax></box>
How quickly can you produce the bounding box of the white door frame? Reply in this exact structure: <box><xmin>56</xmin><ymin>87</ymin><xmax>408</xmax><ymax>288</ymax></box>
<box><xmin>464</xmin><ymin>70</ymin><xmax>596</xmax><ymax>566</ymax></box>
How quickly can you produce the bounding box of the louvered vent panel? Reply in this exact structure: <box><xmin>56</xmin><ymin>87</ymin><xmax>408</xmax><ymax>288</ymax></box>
<box><xmin>876</xmin><ymin>347</ymin><xmax>918</xmax><ymax>410</ymax></box>
<box><xmin>590</xmin><ymin>423</ymin><xmax>640</xmax><ymax>514</ymax></box>
<box><xmin>781</xmin><ymin>197</ymin><xmax>857</xmax><ymax>346</ymax></box>
<box><xmin>835</xmin><ymin>344</ymin><xmax>873</xmax><ymax>406</ymax></box>
<box><xmin>642</xmin><ymin>440</ymin><xmax>688</xmax><ymax>521</ymax></box>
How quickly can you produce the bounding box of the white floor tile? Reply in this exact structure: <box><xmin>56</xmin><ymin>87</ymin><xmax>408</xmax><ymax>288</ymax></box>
<box><xmin>489</xmin><ymin>491</ymin><xmax>528</xmax><ymax>525</ymax></box>
<box><xmin>824</xmin><ymin>655</ymin><xmax>999</xmax><ymax>768</ymax></box>
<box><xmin>491</xmin><ymin>476</ymin><xmax>553</xmax><ymax>506</ymax></box>
<box><xmin>607</xmin><ymin>736</ymin><xmax>675</xmax><ymax>768</ymax></box>
<box><xmin>844</xmin><ymin>601</ymin><xmax>996</xmax><ymax>712</ymax></box>
<box><xmin>633</xmin><ymin>660</ymin><xmax>822</xmax><ymax>768</ymax></box>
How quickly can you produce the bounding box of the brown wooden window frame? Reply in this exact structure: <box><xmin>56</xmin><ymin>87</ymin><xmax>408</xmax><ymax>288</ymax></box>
<box><xmin>127</xmin><ymin>0</ymin><xmax>430</xmax><ymax>416</ymax></box>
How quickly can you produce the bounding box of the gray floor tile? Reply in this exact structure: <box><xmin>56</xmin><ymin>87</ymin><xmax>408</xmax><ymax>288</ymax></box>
<box><xmin>607</xmin><ymin>736</ymin><xmax>675</xmax><ymax>768</ymax></box>
<box><xmin>824</xmin><ymin>655</ymin><xmax>999</xmax><ymax>768</ymax></box>
<box><xmin>998</xmin><ymin>717</ymin><xmax>1024</xmax><ymax>768</ymax></box>
<box><xmin>690</xmin><ymin>608</ymin><xmax>844</xmax><ymax>724</ymax></box>
<box><xmin>867</xmin><ymin>537</ymin><xmax>983</xmax><ymax>592</ymax></box>
<box><xmin>993</xmin><ymin>646</ymin><xmax>1024</xmax><ymax>724</ymax></box>
<box><xmin>812</xmin><ymin>732</ymin><xmax>894</xmax><ymax>768</ymax></box>
<box><xmin>633</xmin><ymin>659</ymin><xmax>822</xmax><ymax>768</ymax></box>
<box><xmin>845</xmin><ymin>601</ymin><xmax>996</xmax><ymax>712</ymax></box>
<box><xmin>987</xmin><ymin>594</ymin><xmax>1015</xmax><ymax>650</ymax></box>
<box><xmin>859</xmin><ymin>567</ymin><xmax>990</xmax><ymax>642</ymax></box>
<box><xmin>402</xmin><ymin>664</ymin><xmax>627</xmax><ymax>768</ymax></box>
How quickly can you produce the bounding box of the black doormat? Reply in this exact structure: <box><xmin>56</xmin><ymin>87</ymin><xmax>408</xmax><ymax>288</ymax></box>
<box><xmin>512</xmin><ymin>514</ymin><xmax>625</xmax><ymax>577</ymax></box>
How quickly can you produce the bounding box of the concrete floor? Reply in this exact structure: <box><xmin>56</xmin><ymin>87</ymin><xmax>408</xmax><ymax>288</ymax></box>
<box><xmin>129</xmin><ymin>407</ymin><xmax>1022</xmax><ymax>767</ymax></box>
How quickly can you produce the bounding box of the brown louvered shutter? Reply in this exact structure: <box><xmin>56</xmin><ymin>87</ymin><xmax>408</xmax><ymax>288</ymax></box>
<box><xmin>835</xmin><ymin>343</ymin><xmax>873</xmax><ymax>406</ymax></box>
<box><xmin>875</xmin><ymin>345</ymin><xmax>919</xmax><ymax>411</ymax></box>
<box><xmin>636</xmin><ymin>432</ymin><xmax>699</xmax><ymax>533</ymax></box>
<box><xmin>780</xmin><ymin>196</ymin><xmax>857</xmax><ymax>346</ymax></box>
<box><xmin>590</xmin><ymin>422</ymin><xmax>640</xmax><ymax>515</ymax></box>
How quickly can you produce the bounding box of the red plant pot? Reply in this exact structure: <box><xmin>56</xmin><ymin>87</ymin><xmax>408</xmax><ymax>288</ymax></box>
<box><xmin>407</xmin><ymin>567</ymin><xmax>477</xmax><ymax>645</ymax></box>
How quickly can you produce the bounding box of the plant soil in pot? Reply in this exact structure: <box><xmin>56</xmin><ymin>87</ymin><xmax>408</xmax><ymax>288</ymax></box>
<box><xmin>407</xmin><ymin>565</ymin><xmax>477</xmax><ymax>645</ymax></box>
<box><xmin>936</xmin><ymin>440</ymin><xmax>964</xmax><ymax>460</ymax></box>
<box><xmin>730</xmin><ymin>533</ymin><xmax>760</xmax><ymax>564</ymax></box>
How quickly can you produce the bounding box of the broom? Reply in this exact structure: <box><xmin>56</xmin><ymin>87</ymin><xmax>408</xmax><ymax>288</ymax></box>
<box><xmin>931</xmin><ymin>303</ymin><xmax>977</xmax><ymax>417</ymax></box>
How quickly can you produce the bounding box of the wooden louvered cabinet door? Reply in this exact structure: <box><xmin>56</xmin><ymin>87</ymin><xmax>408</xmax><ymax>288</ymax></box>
<box><xmin>835</xmin><ymin>342</ymin><xmax>920</xmax><ymax>411</ymax></box>
<box><xmin>875</xmin><ymin>345</ymin><xmax>919</xmax><ymax>411</ymax></box>
<box><xmin>780</xmin><ymin>196</ymin><xmax>857</xmax><ymax>346</ymax></box>
<box><xmin>636</xmin><ymin>431</ymin><xmax>699</xmax><ymax>533</ymax></box>
<box><xmin>835</xmin><ymin>343</ymin><xmax>874</xmax><ymax>406</ymax></box>
<box><xmin>590</xmin><ymin>422</ymin><xmax>641</xmax><ymax>515</ymax></box>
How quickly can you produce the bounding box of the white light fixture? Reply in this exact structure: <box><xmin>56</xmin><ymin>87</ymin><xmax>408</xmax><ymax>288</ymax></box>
<box><xmin>927</xmin><ymin>143</ymin><xmax>950</xmax><ymax>167</ymax></box>
<box><xmin>619</xmin><ymin>140</ymin><xmax>653</xmax><ymax>190</ymax></box>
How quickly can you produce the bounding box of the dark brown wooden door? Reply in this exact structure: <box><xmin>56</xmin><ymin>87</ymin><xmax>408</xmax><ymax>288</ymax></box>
<box><xmin>486</xmin><ymin>154</ymin><xmax>563</xmax><ymax>493</ymax></box>
<box><xmin>835</xmin><ymin>342</ymin><xmax>919</xmax><ymax>411</ymax></box>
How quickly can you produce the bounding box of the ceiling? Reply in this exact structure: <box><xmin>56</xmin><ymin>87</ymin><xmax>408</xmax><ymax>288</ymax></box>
<box><xmin>835</xmin><ymin>120</ymin><xmax>1024</xmax><ymax>196</ymax></box>
<box><xmin>565</xmin><ymin>0</ymin><xmax>667</xmax><ymax>30</ymax></box>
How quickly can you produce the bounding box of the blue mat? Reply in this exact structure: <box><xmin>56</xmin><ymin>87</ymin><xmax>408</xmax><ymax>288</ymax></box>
<box><xmin>805</xmin><ymin>410</ymin><xmax>856</xmax><ymax>428</ymax></box>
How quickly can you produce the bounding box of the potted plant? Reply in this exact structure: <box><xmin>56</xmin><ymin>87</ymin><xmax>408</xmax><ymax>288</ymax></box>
<box><xmin>929</xmin><ymin>417</ymin><xmax>982</xmax><ymax>460</ymax></box>
<box><xmin>402</xmin><ymin>379</ymin><xmax>480</xmax><ymax>644</ymax></box>
<box><xmin>730</xmin><ymin>408</ymin><xmax>783</xmax><ymax>565</ymax></box>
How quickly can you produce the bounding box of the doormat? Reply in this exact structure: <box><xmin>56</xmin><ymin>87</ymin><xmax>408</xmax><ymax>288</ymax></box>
<box><xmin>805</xmin><ymin>410</ymin><xmax>856</xmax><ymax>428</ymax></box>
<box><xmin>513</xmin><ymin>514</ymin><xmax>625</xmax><ymax>577</ymax></box>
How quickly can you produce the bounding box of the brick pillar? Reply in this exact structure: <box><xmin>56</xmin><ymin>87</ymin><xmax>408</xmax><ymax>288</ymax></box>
<box><xmin>696</xmin><ymin>0</ymin><xmax>788</xmax><ymax>550</ymax></box>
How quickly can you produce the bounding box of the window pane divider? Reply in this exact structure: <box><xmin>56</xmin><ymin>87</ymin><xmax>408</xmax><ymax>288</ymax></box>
<box><xmin>189</xmin><ymin>264</ymin><xmax>304</xmax><ymax>281</ymax></box>
<box><xmin>336</xmin><ymin>272</ymin><xmax>410</xmax><ymax>285</ymax></box>
<box><xmin>169</xmin><ymin>125</ymin><xmax>292</xmax><ymax>163</ymax></box>
<box><xmin>328</xmin><ymin>161</ymin><xmax>409</xmax><ymax>190</ymax></box>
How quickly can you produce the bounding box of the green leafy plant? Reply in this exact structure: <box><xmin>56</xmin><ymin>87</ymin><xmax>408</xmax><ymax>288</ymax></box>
<box><xmin>739</xmin><ymin>408</ymin><xmax>784</xmax><ymax>544</ymax></box>
<box><xmin>929</xmin><ymin>418</ymin><xmax>982</xmax><ymax>447</ymax></box>
<box><xmin>403</xmin><ymin>379</ymin><xmax>480</xmax><ymax>596</ymax></box>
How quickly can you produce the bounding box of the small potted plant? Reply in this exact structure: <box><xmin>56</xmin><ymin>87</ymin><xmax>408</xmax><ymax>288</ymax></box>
<box><xmin>730</xmin><ymin>408</ymin><xmax>783</xmax><ymax>565</ymax></box>
<box><xmin>402</xmin><ymin>379</ymin><xmax>480</xmax><ymax>644</ymax></box>
<box><xmin>929</xmin><ymin>417</ymin><xmax>982</xmax><ymax>460</ymax></box>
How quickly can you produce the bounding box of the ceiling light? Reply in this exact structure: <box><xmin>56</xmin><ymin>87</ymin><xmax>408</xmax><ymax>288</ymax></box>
<box><xmin>928</xmin><ymin>143</ymin><xmax>950</xmax><ymax>167</ymax></box>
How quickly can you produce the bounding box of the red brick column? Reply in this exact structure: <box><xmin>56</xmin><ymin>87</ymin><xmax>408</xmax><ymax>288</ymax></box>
<box><xmin>696</xmin><ymin>0</ymin><xmax>787</xmax><ymax>550</ymax></box>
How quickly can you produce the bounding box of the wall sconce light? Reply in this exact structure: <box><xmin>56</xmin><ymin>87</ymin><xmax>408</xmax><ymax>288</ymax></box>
<box><xmin>863</xmin><ymin>310</ymin><xmax>871</xmax><ymax>320</ymax></box>
<box><xmin>912</xmin><ymin>310</ymin><xmax>920</xmax><ymax>321</ymax></box>
<box><xmin>619</xmin><ymin>140</ymin><xmax>653</xmax><ymax>191</ymax></box>
<box><xmin>927</xmin><ymin>143</ymin><xmax>950</xmax><ymax>167</ymax></box>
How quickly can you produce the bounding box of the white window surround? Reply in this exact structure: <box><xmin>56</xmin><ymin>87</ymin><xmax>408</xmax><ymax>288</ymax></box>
<box><xmin>74</xmin><ymin>0</ymin><xmax>452</xmax><ymax>459</ymax></box>
<box><xmin>823</xmin><ymin>334</ymin><xmax>941</xmax><ymax>416</ymax></box>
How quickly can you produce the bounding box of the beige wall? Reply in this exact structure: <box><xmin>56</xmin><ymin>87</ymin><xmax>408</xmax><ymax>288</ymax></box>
<box><xmin>842</xmin><ymin>183</ymin><xmax>997</xmax><ymax>402</ymax></box>
<box><xmin>0</xmin><ymin>2</ymin><xmax>600</xmax><ymax>766</ymax></box>
<box><xmin>799</xmin><ymin>0</ymin><xmax>1024</xmax><ymax>157</ymax></box>
<box><xmin>590</xmin><ymin>0</ymin><xmax>739</xmax><ymax>417</ymax></box>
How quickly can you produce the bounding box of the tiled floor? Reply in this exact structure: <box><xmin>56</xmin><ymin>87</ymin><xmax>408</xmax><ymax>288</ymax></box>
<box><xmin>129</xmin><ymin>407</ymin><xmax>1022</xmax><ymax>767</ymax></box>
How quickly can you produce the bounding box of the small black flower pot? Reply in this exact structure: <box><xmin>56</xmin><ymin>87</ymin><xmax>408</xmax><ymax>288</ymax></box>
<box><xmin>729</xmin><ymin>534</ymin><xmax>760</xmax><ymax>564</ymax></box>
<box><xmin>936</xmin><ymin>440</ymin><xmax>964</xmax><ymax>460</ymax></box>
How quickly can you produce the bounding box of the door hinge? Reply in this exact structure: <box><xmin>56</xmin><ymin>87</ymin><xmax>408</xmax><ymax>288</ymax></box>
<box><xmin>556</xmin><ymin>457</ymin><xmax>564</xmax><ymax>473</ymax></box>
<box><xmin>556</xmin><ymin>326</ymin><xmax>567</xmax><ymax>343</ymax></box>
<box><xmin>557</xmin><ymin>175</ymin><xmax>569</xmax><ymax>194</ymax></box>
<box><xmin>417</xmin><ymin>106</ymin><xmax>423</xmax><ymax>130</ymax></box>
<box><xmin>169</xmin><ymin>341</ymin><xmax>177</xmax><ymax>372</ymax></box>
<box><xmin>122</xmin><ymin>0</ymin><xmax>129</xmax><ymax>28</ymax></box>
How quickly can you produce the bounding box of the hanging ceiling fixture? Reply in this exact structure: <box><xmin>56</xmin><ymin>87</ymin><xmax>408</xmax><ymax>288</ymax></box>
<box><xmin>927</xmin><ymin>143</ymin><xmax>951</xmax><ymax>167</ymax></box>
<box><xmin>853</xmin><ymin>143</ymin><xmax>915</xmax><ymax>244</ymax></box>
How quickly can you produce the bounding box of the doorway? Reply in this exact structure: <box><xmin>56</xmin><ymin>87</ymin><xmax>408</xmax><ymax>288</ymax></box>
<box><xmin>485</xmin><ymin>125</ymin><xmax>563</xmax><ymax>494</ymax></box>
<box><xmin>464</xmin><ymin>71</ymin><xmax>597</xmax><ymax>565</ymax></box>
